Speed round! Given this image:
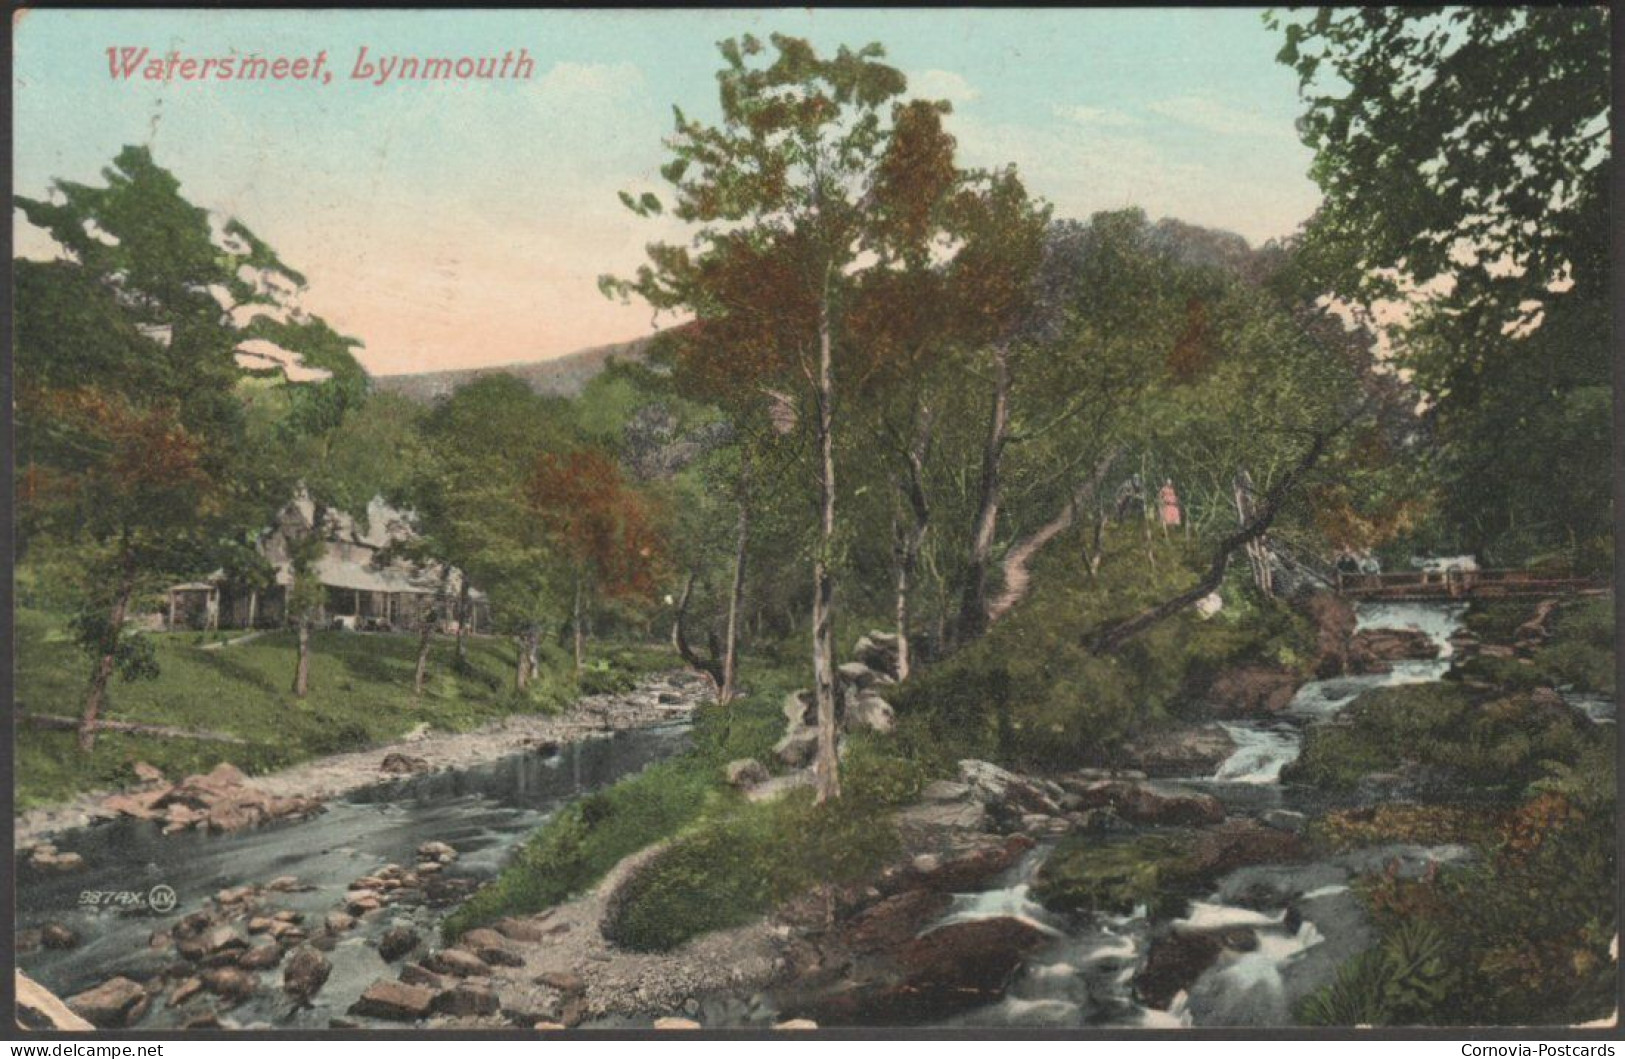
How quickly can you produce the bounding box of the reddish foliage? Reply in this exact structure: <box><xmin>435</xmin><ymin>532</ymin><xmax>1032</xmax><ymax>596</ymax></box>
<box><xmin>21</xmin><ymin>385</ymin><xmax>213</xmax><ymax>505</ymax></box>
<box><xmin>1167</xmin><ymin>297</ymin><xmax>1213</xmax><ymax>383</ymax></box>
<box><xmin>526</xmin><ymin>448</ymin><xmax>668</xmax><ymax>600</ymax></box>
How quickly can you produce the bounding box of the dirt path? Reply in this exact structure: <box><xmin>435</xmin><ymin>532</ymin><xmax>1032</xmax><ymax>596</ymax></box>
<box><xmin>14</xmin><ymin>671</ymin><xmax>708</xmax><ymax>851</ymax></box>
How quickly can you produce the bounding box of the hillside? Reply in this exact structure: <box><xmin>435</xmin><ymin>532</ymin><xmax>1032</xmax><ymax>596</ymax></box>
<box><xmin>372</xmin><ymin>335</ymin><xmax>655</xmax><ymax>403</ymax></box>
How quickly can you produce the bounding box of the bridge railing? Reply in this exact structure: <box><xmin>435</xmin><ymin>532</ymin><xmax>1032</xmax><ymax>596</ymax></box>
<box><xmin>1335</xmin><ymin>568</ymin><xmax>1606</xmax><ymax>598</ymax></box>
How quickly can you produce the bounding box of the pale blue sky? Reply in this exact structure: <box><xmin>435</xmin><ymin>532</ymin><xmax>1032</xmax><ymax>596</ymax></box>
<box><xmin>14</xmin><ymin>9</ymin><xmax>1322</xmax><ymax>375</ymax></box>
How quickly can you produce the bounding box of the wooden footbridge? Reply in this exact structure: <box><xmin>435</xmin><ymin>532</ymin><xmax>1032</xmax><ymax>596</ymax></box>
<box><xmin>1334</xmin><ymin>568</ymin><xmax>1609</xmax><ymax>602</ymax></box>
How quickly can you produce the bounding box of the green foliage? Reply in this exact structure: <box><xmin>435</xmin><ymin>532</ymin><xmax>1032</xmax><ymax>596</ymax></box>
<box><xmin>1032</xmin><ymin>832</ymin><xmax>1204</xmax><ymax>919</ymax></box>
<box><xmin>602</xmin><ymin>784</ymin><xmax>900</xmax><ymax>952</ymax></box>
<box><xmin>1284</xmin><ymin>683</ymin><xmax>1600</xmax><ymax>792</ymax></box>
<box><xmin>447</xmin><ymin>656</ymin><xmax>926</xmax><ymax>950</ymax></box>
<box><xmin>1273</xmin><ymin>8</ymin><xmax>1612</xmax><ymax>562</ymax></box>
<box><xmin>67</xmin><ymin>607</ymin><xmax>160</xmax><ymax>684</ymax></box>
<box><xmin>441</xmin><ymin>756</ymin><xmax>720</xmax><ymax>941</ymax></box>
<box><xmin>893</xmin><ymin>525</ymin><xmax>1316</xmax><ymax>770</ymax></box>
<box><xmin>1309</xmin><ymin>740</ymin><xmax>1618</xmax><ymax>1026</ymax></box>
<box><xmin>442</xmin><ymin>658</ymin><xmax>796</xmax><ymax>938</ymax></box>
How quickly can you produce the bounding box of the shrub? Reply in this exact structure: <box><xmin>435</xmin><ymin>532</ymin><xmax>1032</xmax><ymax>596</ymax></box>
<box><xmin>602</xmin><ymin>788</ymin><xmax>900</xmax><ymax>952</ymax></box>
<box><xmin>1297</xmin><ymin>922</ymin><xmax>1460</xmax><ymax>1026</ymax></box>
<box><xmin>1284</xmin><ymin>683</ymin><xmax>1599</xmax><ymax>792</ymax></box>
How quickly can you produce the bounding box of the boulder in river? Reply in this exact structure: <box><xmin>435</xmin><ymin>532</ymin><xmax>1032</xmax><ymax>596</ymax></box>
<box><xmin>1351</xmin><ymin>627</ymin><xmax>1440</xmax><ymax>666</ymax></box>
<box><xmin>380</xmin><ymin>752</ymin><xmax>431</xmax><ymax>775</ymax></box>
<box><xmin>417</xmin><ymin>840</ymin><xmax>458</xmax><ymax>864</ymax></box>
<box><xmin>1134</xmin><ymin>930</ymin><xmax>1224</xmax><ymax>1009</ymax></box>
<box><xmin>881</xmin><ymin>834</ymin><xmax>1036</xmax><ymax>897</ymax></box>
<box><xmin>1306</xmin><ymin>591</ymin><xmax>1358</xmax><ymax>677</ymax></box>
<box><xmin>431</xmin><ymin>982</ymin><xmax>501</xmax><ymax>1018</ymax></box>
<box><xmin>493</xmin><ymin>914</ymin><xmax>557</xmax><ymax>943</ymax></box>
<box><xmin>28</xmin><ymin>844</ymin><xmax>87</xmax><ymax>873</ymax></box>
<box><xmin>167</xmin><ymin>977</ymin><xmax>204</xmax><ymax>1007</ymax></box>
<box><xmin>201</xmin><ymin>967</ymin><xmax>257</xmax><ymax>1002</ymax></box>
<box><xmin>1120</xmin><ymin>724</ymin><xmax>1237</xmax><ymax>778</ymax></box>
<box><xmin>67</xmin><ymin>976</ymin><xmax>150</xmax><ymax>1028</ymax></box>
<box><xmin>1061</xmin><ymin>778</ymin><xmax>1226</xmax><ymax>828</ymax></box>
<box><xmin>350</xmin><ymin>979</ymin><xmax>435</xmax><ymax>1022</ymax></box>
<box><xmin>237</xmin><ymin>942</ymin><xmax>284</xmax><ymax>971</ymax></box>
<box><xmin>399</xmin><ymin>963</ymin><xmax>446</xmax><ymax>990</ymax></box>
<box><xmin>1204</xmin><ymin>665</ymin><xmax>1302</xmax><ymax>718</ymax></box>
<box><xmin>41</xmin><ymin>922</ymin><xmax>79</xmax><ymax>950</ymax></box>
<box><xmin>840</xmin><ymin>889</ymin><xmax>954</xmax><ymax>955</ymax></box>
<box><xmin>1186</xmin><ymin>820</ymin><xmax>1306</xmax><ymax>879</ymax></box>
<box><xmin>425</xmin><ymin>948</ymin><xmax>492</xmax><ymax>977</ymax></box>
<box><xmin>796</xmin><ymin>916</ymin><xmax>1052</xmax><ymax>1025</ymax></box>
<box><xmin>378</xmin><ymin>925</ymin><xmax>421</xmax><ymax>962</ymax></box>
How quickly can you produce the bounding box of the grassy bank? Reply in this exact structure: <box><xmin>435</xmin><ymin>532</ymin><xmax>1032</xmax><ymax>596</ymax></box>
<box><xmin>15</xmin><ymin>608</ymin><xmax>670</xmax><ymax>810</ymax></box>
<box><xmin>443</xmin><ymin>658</ymin><xmax>928</xmax><ymax>946</ymax></box>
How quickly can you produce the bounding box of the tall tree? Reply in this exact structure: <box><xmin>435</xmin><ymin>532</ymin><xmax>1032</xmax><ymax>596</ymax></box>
<box><xmin>527</xmin><ymin>448</ymin><xmax>667</xmax><ymax>677</ymax></box>
<box><xmin>1271</xmin><ymin>7</ymin><xmax>1611</xmax><ymax>562</ymax></box>
<box><xmin>408</xmin><ymin>375</ymin><xmax>581</xmax><ymax>690</ymax></box>
<box><xmin>604</xmin><ymin>34</ymin><xmax>918</xmax><ymax>802</ymax></box>
<box><xmin>14</xmin><ymin>148</ymin><xmax>354</xmax><ymax>745</ymax></box>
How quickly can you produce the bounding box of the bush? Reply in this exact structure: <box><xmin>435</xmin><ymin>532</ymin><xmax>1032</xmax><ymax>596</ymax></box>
<box><xmin>1297</xmin><ymin>922</ymin><xmax>1460</xmax><ymax>1026</ymax></box>
<box><xmin>442</xmin><ymin>756</ymin><xmax>718</xmax><ymax>940</ymax></box>
<box><xmin>891</xmin><ymin>525</ymin><xmax>1317</xmax><ymax>772</ymax></box>
<box><xmin>602</xmin><ymin>787</ymin><xmax>901</xmax><ymax>952</ymax></box>
<box><xmin>1283</xmin><ymin>683</ymin><xmax>1599</xmax><ymax>792</ymax></box>
<box><xmin>1303</xmin><ymin>743</ymin><xmax>1617</xmax><ymax>1026</ymax></box>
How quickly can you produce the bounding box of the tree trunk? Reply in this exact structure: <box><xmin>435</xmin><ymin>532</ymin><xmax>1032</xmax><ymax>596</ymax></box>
<box><xmin>572</xmin><ymin>577</ymin><xmax>585</xmax><ymax>681</ymax></box>
<box><xmin>892</xmin><ymin>410</ymin><xmax>933</xmax><ymax>682</ymax></box>
<box><xmin>292</xmin><ymin>618</ymin><xmax>311</xmax><ymax>698</ymax></box>
<box><xmin>671</xmin><ymin>570</ymin><xmax>724</xmax><ymax>690</ymax></box>
<box><xmin>455</xmin><ymin>579</ymin><xmax>471</xmax><ymax>669</ymax></box>
<box><xmin>1085</xmin><ymin>508</ymin><xmax>1109</xmax><ymax>579</ymax></box>
<box><xmin>958</xmin><ymin>345</ymin><xmax>1010</xmax><ymax>643</ymax></box>
<box><xmin>812</xmin><ymin>273</ymin><xmax>841</xmax><ymax>804</ymax></box>
<box><xmin>78</xmin><ymin>560</ymin><xmax>136</xmax><ymax>752</ymax></box>
<box><xmin>414</xmin><ymin>568</ymin><xmax>451</xmax><ymax>696</ymax></box>
<box><xmin>515</xmin><ymin>629</ymin><xmax>532</xmax><ymax>692</ymax></box>
<box><xmin>720</xmin><ymin>449</ymin><xmax>752</xmax><ymax>704</ymax></box>
<box><xmin>412</xmin><ymin>620</ymin><xmax>433</xmax><ymax>696</ymax></box>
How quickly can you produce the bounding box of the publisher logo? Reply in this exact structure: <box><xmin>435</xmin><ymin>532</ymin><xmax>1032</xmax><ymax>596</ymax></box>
<box><xmin>76</xmin><ymin>883</ymin><xmax>177</xmax><ymax>914</ymax></box>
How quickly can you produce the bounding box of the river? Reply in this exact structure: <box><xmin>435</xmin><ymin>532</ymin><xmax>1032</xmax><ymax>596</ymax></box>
<box><xmin>935</xmin><ymin>600</ymin><xmax>1477</xmax><ymax>1028</ymax></box>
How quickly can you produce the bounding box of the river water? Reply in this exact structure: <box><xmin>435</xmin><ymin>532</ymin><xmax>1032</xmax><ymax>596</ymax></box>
<box><xmin>19</xmin><ymin>601</ymin><xmax>1599</xmax><ymax>1031</ymax></box>
<box><xmin>16</xmin><ymin>723</ymin><xmax>690</xmax><ymax>1029</ymax></box>
<box><xmin>941</xmin><ymin>600</ymin><xmax>1478</xmax><ymax>1028</ymax></box>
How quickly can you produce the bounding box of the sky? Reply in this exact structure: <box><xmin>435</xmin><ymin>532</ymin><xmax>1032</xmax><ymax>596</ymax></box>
<box><xmin>14</xmin><ymin>9</ymin><xmax>1323</xmax><ymax>376</ymax></box>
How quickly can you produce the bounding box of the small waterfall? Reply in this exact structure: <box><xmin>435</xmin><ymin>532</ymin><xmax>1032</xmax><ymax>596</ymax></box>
<box><xmin>1212</xmin><ymin>724</ymin><xmax>1301</xmax><ymax>784</ymax></box>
